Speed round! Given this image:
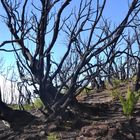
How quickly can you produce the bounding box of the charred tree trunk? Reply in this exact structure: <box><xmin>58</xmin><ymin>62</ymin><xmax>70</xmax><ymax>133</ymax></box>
<box><xmin>134</xmin><ymin>61</ymin><xmax>140</xmax><ymax>91</ymax></box>
<box><xmin>120</xmin><ymin>65</ymin><xmax>126</xmax><ymax>80</ymax></box>
<box><xmin>91</xmin><ymin>77</ymin><xmax>100</xmax><ymax>90</ymax></box>
<box><xmin>38</xmin><ymin>78</ymin><xmax>69</xmax><ymax>114</ymax></box>
<box><xmin>126</xmin><ymin>41</ymin><xmax>130</xmax><ymax>79</ymax></box>
<box><xmin>39</xmin><ymin>80</ymin><xmax>59</xmax><ymax>112</ymax></box>
<box><xmin>99</xmin><ymin>79</ymin><xmax>106</xmax><ymax>90</ymax></box>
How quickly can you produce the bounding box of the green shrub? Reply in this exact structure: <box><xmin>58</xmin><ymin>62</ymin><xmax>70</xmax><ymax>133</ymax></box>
<box><xmin>119</xmin><ymin>87</ymin><xmax>140</xmax><ymax>117</ymax></box>
<box><xmin>132</xmin><ymin>75</ymin><xmax>137</xmax><ymax>83</ymax></box>
<box><xmin>33</xmin><ymin>98</ymin><xmax>44</xmax><ymax>109</ymax></box>
<box><xmin>23</xmin><ymin>104</ymin><xmax>34</xmax><ymax>110</ymax></box>
<box><xmin>9</xmin><ymin>104</ymin><xmax>19</xmax><ymax>110</ymax></box>
<box><xmin>80</xmin><ymin>86</ymin><xmax>92</xmax><ymax>95</ymax></box>
<box><xmin>47</xmin><ymin>133</ymin><xmax>58</xmax><ymax>140</ymax></box>
<box><xmin>9</xmin><ymin>104</ymin><xmax>34</xmax><ymax>111</ymax></box>
<box><xmin>112</xmin><ymin>78</ymin><xmax>121</xmax><ymax>88</ymax></box>
<box><xmin>10</xmin><ymin>98</ymin><xmax>44</xmax><ymax>110</ymax></box>
<box><xmin>110</xmin><ymin>88</ymin><xmax>120</xmax><ymax>99</ymax></box>
<box><xmin>109</xmin><ymin>78</ymin><xmax>123</xmax><ymax>99</ymax></box>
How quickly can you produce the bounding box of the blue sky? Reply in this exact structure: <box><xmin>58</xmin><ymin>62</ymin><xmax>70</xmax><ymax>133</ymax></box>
<box><xmin>104</xmin><ymin>0</ymin><xmax>129</xmax><ymax>23</ymax></box>
<box><xmin>0</xmin><ymin>0</ymin><xmax>132</xmax><ymax>68</ymax></box>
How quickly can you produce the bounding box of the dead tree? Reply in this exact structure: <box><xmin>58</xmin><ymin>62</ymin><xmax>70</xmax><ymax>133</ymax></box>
<box><xmin>133</xmin><ymin>18</ymin><xmax>140</xmax><ymax>91</ymax></box>
<box><xmin>134</xmin><ymin>61</ymin><xmax>140</xmax><ymax>91</ymax></box>
<box><xmin>0</xmin><ymin>0</ymin><xmax>139</xmax><ymax>119</ymax></box>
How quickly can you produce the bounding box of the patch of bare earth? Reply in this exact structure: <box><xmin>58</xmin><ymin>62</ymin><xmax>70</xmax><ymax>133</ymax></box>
<box><xmin>75</xmin><ymin>83</ymin><xmax>140</xmax><ymax>140</ymax></box>
<box><xmin>0</xmin><ymin>82</ymin><xmax>140</xmax><ymax>140</ymax></box>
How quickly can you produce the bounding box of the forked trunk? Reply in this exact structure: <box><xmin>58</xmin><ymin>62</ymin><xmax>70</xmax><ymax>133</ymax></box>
<box><xmin>39</xmin><ymin>80</ymin><xmax>62</xmax><ymax>112</ymax></box>
<box><xmin>37</xmin><ymin>80</ymin><xmax>77</xmax><ymax>119</ymax></box>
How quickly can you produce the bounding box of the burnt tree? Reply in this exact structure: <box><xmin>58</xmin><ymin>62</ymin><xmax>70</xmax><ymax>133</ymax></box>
<box><xmin>0</xmin><ymin>0</ymin><xmax>139</xmax><ymax>119</ymax></box>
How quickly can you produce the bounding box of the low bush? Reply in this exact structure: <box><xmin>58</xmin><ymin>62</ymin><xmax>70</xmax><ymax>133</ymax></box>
<box><xmin>110</xmin><ymin>88</ymin><xmax>120</xmax><ymax>100</ymax></box>
<box><xmin>33</xmin><ymin>98</ymin><xmax>44</xmax><ymax>109</ymax></box>
<box><xmin>47</xmin><ymin>132</ymin><xmax>58</xmax><ymax>140</ymax></box>
<box><xmin>112</xmin><ymin>78</ymin><xmax>121</xmax><ymax>88</ymax></box>
<box><xmin>119</xmin><ymin>87</ymin><xmax>140</xmax><ymax>117</ymax></box>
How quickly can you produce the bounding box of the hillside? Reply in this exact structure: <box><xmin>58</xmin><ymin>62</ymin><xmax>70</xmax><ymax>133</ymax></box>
<box><xmin>0</xmin><ymin>80</ymin><xmax>140</xmax><ymax>140</ymax></box>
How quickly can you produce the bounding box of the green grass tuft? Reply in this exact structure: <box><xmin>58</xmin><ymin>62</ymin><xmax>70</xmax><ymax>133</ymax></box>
<box><xmin>119</xmin><ymin>87</ymin><xmax>140</xmax><ymax>117</ymax></box>
<box><xmin>47</xmin><ymin>133</ymin><xmax>58</xmax><ymax>140</ymax></box>
<box><xmin>33</xmin><ymin>98</ymin><xmax>44</xmax><ymax>109</ymax></box>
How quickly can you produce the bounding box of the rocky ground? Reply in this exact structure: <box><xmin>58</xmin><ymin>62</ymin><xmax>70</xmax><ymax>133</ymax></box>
<box><xmin>0</xmin><ymin>82</ymin><xmax>140</xmax><ymax>140</ymax></box>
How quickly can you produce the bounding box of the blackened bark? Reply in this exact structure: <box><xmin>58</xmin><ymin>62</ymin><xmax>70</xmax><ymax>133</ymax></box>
<box><xmin>134</xmin><ymin>61</ymin><xmax>140</xmax><ymax>91</ymax></box>
<box><xmin>39</xmin><ymin>80</ymin><xmax>63</xmax><ymax>112</ymax></box>
<box><xmin>99</xmin><ymin>79</ymin><xmax>106</xmax><ymax>90</ymax></box>
<box><xmin>91</xmin><ymin>78</ymin><xmax>99</xmax><ymax>90</ymax></box>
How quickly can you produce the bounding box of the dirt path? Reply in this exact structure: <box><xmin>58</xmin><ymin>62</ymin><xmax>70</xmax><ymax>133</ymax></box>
<box><xmin>75</xmin><ymin>89</ymin><xmax>140</xmax><ymax>140</ymax></box>
<box><xmin>0</xmin><ymin>86</ymin><xmax>140</xmax><ymax>140</ymax></box>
